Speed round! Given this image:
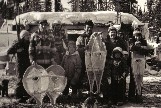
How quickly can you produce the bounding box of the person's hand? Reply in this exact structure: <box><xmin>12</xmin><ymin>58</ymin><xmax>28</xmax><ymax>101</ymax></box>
<box><xmin>122</xmin><ymin>72</ymin><xmax>126</xmax><ymax>78</ymax></box>
<box><xmin>107</xmin><ymin>78</ymin><xmax>111</xmax><ymax>84</ymax></box>
<box><xmin>85</xmin><ymin>45</ymin><xmax>89</xmax><ymax>50</ymax></box>
<box><xmin>17</xmin><ymin>48</ymin><xmax>23</xmax><ymax>52</ymax></box>
<box><xmin>31</xmin><ymin>61</ymin><xmax>36</xmax><ymax>65</ymax></box>
<box><xmin>52</xmin><ymin>47</ymin><xmax>57</xmax><ymax>52</ymax></box>
<box><xmin>90</xmin><ymin>32</ymin><xmax>98</xmax><ymax>39</ymax></box>
<box><xmin>52</xmin><ymin>60</ymin><xmax>57</xmax><ymax>65</ymax></box>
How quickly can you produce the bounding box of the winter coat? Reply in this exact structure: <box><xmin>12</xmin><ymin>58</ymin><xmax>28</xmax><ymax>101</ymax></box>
<box><xmin>103</xmin><ymin>37</ymin><xmax>128</xmax><ymax>79</ymax></box>
<box><xmin>7</xmin><ymin>40</ymin><xmax>30</xmax><ymax>78</ymax></box>
<box><xmin>61</xmin><ymin>51</ymin><xmax>82</xmax><ymax>85</ymax></box>
<box><xmin>109</xmin><ymin>59</ymin><xmax>128</xmax><ymax>81</ymax></box>
<box><xmin>29</xmin><ymin>30</ymin><xmax>56</xmax><ymax>67</ymax></box>
<box><xmin>130</xmin><ymin>39</ymin><xmax>149</xmax><ymax>56</ymax></box>
<box><xmin>105</xmin><ymin>37</ymin><xmax>128</xmax><ymax>60</ymax></box>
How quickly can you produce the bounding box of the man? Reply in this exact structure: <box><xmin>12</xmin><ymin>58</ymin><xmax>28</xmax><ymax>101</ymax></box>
<box><xmin>29</xmin><ymin>20</ymin><xmax>56</xmax><ymax>68</ymax></box>
<box><xmin>76</xmin><ymin>20</ymin><xmax>94</xmax><ymax>90</ymax></box>
<box><xmin>7</xmin><ymin>30</ymin><xmax>31</xmax><ymax>102</ymax></box>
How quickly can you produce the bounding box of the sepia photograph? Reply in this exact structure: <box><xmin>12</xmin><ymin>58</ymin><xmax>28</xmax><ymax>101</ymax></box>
<box><xmin>0</xmin><ymin>0</ymin><xmax>160</xmax><ymax>108</ymax></box>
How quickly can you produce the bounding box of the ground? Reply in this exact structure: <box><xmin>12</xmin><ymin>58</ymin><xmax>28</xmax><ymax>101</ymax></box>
<box><xmin>0</xmin><ymin>69</ymin><xmax>161</xmax><ymax>108</ymax></box>
<box><xmin>0</xmin><ymin>32</ymin><xmax>161</xmax><ymax>107</ymax></box>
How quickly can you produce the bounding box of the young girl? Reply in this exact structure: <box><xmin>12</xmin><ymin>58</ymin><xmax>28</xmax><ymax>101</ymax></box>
<box><xmin>109</xmin><ymin>47</ymin><xmax>128</xmax><ymax>106</ymax></box>
<box><xmin>61</xmin><ymin>40</ymin><xmax>82</xmax><ymax>96</ymax></box>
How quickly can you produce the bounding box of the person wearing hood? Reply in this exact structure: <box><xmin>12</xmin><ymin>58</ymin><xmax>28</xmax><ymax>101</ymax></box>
<box><xmin>61</xmin><ymin>40</ymin><xmax>82</xmax><ymax>98</ymax></box>
<box><xmin>109</xmin><ymin>47</ymin><xmax>128</xmax><ymax>106</ymax></box>
<box><xmin>7</xmin><ymin>30</ymin><xmax>31</xmax><ymax>103</ymax></box>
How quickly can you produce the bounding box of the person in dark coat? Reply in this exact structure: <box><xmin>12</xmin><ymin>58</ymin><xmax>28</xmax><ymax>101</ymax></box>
<box><xmin>1</xmin><ymin>78</ymin><xmax>9</xmax><ymax>97</ymax></box>
<box><xmin>7</xmin><ymin>30</ymin><xmax>31</xmax><ymax>102</ymax></box>
<box><xmin>109</xmin><ymin>47</ymin><xmax>128</xmax><ymax>106</ymax></box>
<box><xmin>102</xmin><ymin>26</ymin><xmax>128</xmax><ymax>104</ymax></box>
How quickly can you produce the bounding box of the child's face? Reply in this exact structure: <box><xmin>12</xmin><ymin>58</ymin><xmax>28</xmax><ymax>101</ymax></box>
<box><xmin>68</xmin><ymin>44</ymin><xmax>76</xmax><ymax>54</ymax></box>
<box><xmin>114</xmin><ymin>52</ymin><xmax>122</xmax><ymax>59</ymax></box>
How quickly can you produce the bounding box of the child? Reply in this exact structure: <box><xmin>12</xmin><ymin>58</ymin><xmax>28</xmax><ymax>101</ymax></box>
<box><xmin>1</xmin><ymin>76</ymin><xmax>9</xmax><ymax>97</ymax></box>
<box><xmin>61</xmin><ymin>40</ymin><xmax>82</xmax><ymax>96</ymax></box>
<box><xmin>109</xmin><ymin>47</ymin><xmax>128</xmax><ymax>106</ymax></box>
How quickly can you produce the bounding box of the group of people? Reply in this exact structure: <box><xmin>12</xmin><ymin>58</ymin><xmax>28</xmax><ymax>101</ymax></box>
<box><xmin>6</xmin><ymin>19</ymin><xmax>151</xmax><ymax>106</ymax></box>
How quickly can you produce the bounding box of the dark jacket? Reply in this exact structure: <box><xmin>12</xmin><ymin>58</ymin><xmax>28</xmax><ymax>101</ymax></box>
<box><xmin>109</xmin><ymin>59</ymin><xmax>128</xmax><ymax>81</ymax></box>
<box><xmin>105</xmin><ymin>37</ymin><xmax>128</xmax><ymax>60</ymax></box>
<box><xmin>130</xmin><ymin>39</ymin><xmax>149</xmax><ymax>56</ymax></box>
<box><xmin>7</xmin><ymin>39</ymin><xmax>30</xmax><ymax>78</ymax></box>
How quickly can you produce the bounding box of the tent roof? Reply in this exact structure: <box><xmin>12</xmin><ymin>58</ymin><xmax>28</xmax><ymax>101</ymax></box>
<box><xmin>14</xmin><ymin>11</ymin><xmax>143</xmax><ymax>26</ymax></box>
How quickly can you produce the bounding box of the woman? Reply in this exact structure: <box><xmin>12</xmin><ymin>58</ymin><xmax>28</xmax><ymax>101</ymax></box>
<box><xmin>7</xmin><ymin>30</ymin><xmax>31</xmax><ymax>103</ymax></box>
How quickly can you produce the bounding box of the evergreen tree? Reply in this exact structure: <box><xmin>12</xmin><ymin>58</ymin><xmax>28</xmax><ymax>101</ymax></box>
<box><xmin>112</xmin><ymin>0</ymin><xmax>137</xmax><ymax>13</ymax></box>
<box><xmin>55</xmin><ymin>0</ymin><xmax>63</xmax><ymax>12</ymax></box>
<box><xmin>46</xmin><ymin>0</ymin><xmax>52</xmax><ymax>12</ymax></box>
<box><xmin>68</xmin><ymin>0</ymin><xmax>137</xmax><ymax>12</ymax></box>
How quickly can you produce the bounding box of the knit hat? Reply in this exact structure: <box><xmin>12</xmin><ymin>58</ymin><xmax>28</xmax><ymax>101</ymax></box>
<box><xmin>85</xmin><ymin>20</ymin><xmax>94</xmax><ymax>27</ymax></box>
<box><xmin>20</xmin><ymin>30</ymin><xmax>30</xmax><ymax>39</ymax></box>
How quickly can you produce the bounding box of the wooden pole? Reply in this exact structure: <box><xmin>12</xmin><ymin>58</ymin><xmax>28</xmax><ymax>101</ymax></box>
<box><xmin>76</xmin><ymin>0</ymin><xmax>80</xmax><ymax>12</ymax></box>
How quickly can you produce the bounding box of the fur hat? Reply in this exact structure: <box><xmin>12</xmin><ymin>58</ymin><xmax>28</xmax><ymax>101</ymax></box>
<box><xmin>52</xmin><ymin>20</ymin><xmax>61</xmax><ymax>25</ymax></box>
<box><xmin>39</xmin><ymin>20</ymin><xmax>48</xmax><ymax>25</ymax></box>
<box><xmin>20</xmin><ymin>30</ymin><xmax>30</xmax><ymax>39</ymax></box>
<box><xmin>85</xmin><ymin>20</ymin><xmax>94</xmax><ymax>27</ymax></box>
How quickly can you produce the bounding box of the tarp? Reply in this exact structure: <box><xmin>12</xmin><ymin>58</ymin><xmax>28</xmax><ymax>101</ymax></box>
<box><xmin>14</xmin><ymin>11</ymin><xmax>144</xmax><ymax>25</ymax></box>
